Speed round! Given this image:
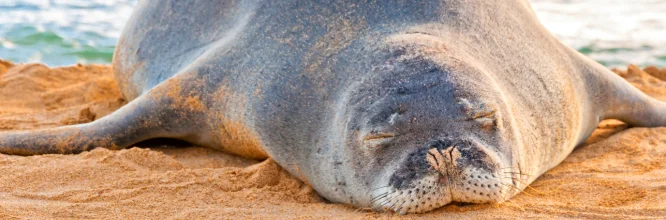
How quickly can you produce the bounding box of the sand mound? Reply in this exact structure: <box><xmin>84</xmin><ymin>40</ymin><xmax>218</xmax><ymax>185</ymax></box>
<box><xmin>0</xmin><ymin>60</ymin><xmax>665</xmax><ymax>219</ymax></box>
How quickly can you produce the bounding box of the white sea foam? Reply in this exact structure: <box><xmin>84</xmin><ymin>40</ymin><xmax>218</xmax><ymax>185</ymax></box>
<box><xmin>0</xmin><ymin>0</ymin><xmax>135</xmax><ymax>40</ymax></box>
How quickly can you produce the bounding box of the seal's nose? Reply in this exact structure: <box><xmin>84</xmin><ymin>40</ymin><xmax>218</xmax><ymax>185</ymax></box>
<box><xmin>425</xmin><ymin>138</ymin><xmax>513</xmax><ymax>204</ymax></box>
<box><xmin>425</xmin><ymin>140</ymin><xmax>453</xmax><ymax>172</ymax></box>
<box><xmin>425</xmin><ymin>138</ymin><xmax>501</xmax><ymax>172</ymax></box>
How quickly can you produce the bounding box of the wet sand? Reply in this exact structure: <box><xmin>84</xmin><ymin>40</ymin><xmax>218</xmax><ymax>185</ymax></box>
<box><xmin>0</xmin><ymin>60</ymin><xmax>665</xmax><ymax>219</ymax></box>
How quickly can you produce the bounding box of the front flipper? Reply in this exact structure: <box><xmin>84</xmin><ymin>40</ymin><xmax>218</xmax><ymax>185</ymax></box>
<box><xmin>0</xmin><ymin>73</ymin><xmax>207</xmax><ymax>155</ymax></box>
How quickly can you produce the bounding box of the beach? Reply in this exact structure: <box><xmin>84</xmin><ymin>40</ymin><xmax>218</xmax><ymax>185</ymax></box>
<box><xmin>1</xmin><ymin>0</ymin><xmax>666</xmax><ymax>218</ymax></box>
<box><xmin>0</xmin><ymin>60</ymin><xmax>665</xmax><ymax>218</ymax></box>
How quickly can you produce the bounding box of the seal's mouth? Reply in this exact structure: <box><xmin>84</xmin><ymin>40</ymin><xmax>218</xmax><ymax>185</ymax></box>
<box><xmin>370</xmin><ymin>138</ymin><xmax>516</xmax><ymax>214</ymax></box>
<box><xmin>369</xmin><ymin>140</ymin><xmax>453</xmax><ymax>214</ymax></box>
<box><xmin>371</xmin><ymin>173</ymin><xmax>451</xmax><ymax>214</ymax></box>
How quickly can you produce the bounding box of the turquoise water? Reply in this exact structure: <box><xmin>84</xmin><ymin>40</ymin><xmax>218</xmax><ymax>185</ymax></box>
<box><xmin>0</xmin><ymin>0</ymin><xmax>135</xmax><ymax>66</ymax></box>
<box><xmin>0</xmin><ymin>0</ymin><xmax>664</xmax><ymax>67</ymax></box>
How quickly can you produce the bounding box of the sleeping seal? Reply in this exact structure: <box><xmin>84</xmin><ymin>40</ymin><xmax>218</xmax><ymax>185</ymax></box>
<box><xmin>1</xmin><ymin>0</ymin><xmax>664</xmax><ymax>214</ymax></box>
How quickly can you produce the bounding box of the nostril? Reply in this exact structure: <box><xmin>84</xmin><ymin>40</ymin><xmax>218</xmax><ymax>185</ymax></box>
<box><xmin>426</xmin><ymin>148</ymin><xmax>445</xmax><ymax>170</ymax></box>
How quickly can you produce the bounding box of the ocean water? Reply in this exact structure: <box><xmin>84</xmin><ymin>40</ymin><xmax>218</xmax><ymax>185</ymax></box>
<box><xmin>0</xmin><ymin>0</ymin><xmax>664</xmax><ymax>67</ymax></box>
<box><xmin>0</xmin><ymin>0</ymin><xmax>135</xmax><ymax>66</ymax></box>
<box><xmin>532</xmin><ymin>0</ymin><xmax>666</xmax><ymax>67</ymax></box>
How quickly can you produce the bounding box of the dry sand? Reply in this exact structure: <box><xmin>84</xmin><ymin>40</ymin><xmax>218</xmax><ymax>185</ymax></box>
<box><xmin>0</xmin><ymin>59</ymin><xmax>665</xmax><ymax>219</ymax></box>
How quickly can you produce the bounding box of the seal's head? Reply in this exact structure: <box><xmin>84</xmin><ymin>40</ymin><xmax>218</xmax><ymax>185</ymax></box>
<box><xmin>321</xmin><ymin>33</ymin><xmax>521</xmax><ymax>214</ymax></box>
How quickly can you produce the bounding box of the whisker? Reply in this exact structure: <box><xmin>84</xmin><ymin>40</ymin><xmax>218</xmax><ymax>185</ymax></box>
<box><xmin>500</xmin><ymin>183</ymin><xmax>521</xmax><ymax>194</ymax></box>
<box><xmin>503</xmin><ymin>172</ymin><xmax>531</xmax><ymax>177</ymax></box>
<box><xmin>371</xmin><ymin>193</ymin><xmax>388</xmax><ymax>203</ymax></box>
<box><xmin>375</xmin><ymin>199</ymin><xmax>391</xmax><ymax>213</ymax></box>
<box><xmin>513</xmin><ymin>180</ymin><xmax>544</xmax><ymax>195</ymax></box>
<box><xmin>524</xmin><ymin>185</ymin><xmax>544</xmax><ymax>195</ymax></box>
<box><xmin>502</xmin><ymin>183</ymin><xmax>535</xmax><ymax>197</ymax></box>
<box><xmin>497</xmin><ymin>184</ymin><xmax>517</xmax><ymax>198</ymax></box>
<box><xmin>502</xmin><ymin>175</ymin><xmax>528</xmax><ymax>184</ymax></box>
<box><xmin>379</xmin><ymin>196</ymin><xmax>393</xmax><ymax>207</ymax></box>
<box><xmin>508</xmin><ymin>177</ymin><xmax>537</xmax><ymax>192</ymax></box>
<box><xmin>352</xmin><ymin>207</ymin><xmax>373</xmax><ymax>214</ymax></box>
<box><xmin>374</xmin><ymin>192</ymin><xmax>393</xmax><ymax>210</ymax></box>
<box><xmin>383</xmin><ymin>196</ymin><xmax>399</xmax><ymax>210</ymax></box>
<box><xmin>371</xmin><ymin>185</ymin><xmax>390</xmax><ymax>191</ymax></box>
<box><xmin>392</xmin><ymin>200</ymin><xmax>407</xmax><ymax>213</ymax></box>
<box><xmin>501</xmin><ymin>176</ymin><xmax>522</xmax><ymax>183</ymax></box>
<box><xmin>375</xmin><ymin>196</ymin><xmax>388</xmax><ymax>205</ymax></box>
<box><xmin>386</xmin><ymin>200</ymin><xmax>400</xmax><ymax>212</ymax></box>
<box><xmin>499</xmin><ymin>199</ymin><xmax>525</xmax><ymax>211</ymax></box>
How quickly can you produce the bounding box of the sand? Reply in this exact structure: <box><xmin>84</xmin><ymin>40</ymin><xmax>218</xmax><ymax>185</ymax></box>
<box><xmin>0</xmin><ymin>60</ymin><xmax>665</xmax><ymax>219</ymax></box>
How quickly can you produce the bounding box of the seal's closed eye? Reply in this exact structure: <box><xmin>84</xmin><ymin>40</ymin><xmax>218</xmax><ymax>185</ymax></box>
<box><xmin>361</xmin><ymin>131</ymin><xmax>398</xmax><ymax>149</ymax></box>
<box><xmin>363</xmin><ymin>131</ymin><xmax>397</xmax><ymax>141</ymax></box>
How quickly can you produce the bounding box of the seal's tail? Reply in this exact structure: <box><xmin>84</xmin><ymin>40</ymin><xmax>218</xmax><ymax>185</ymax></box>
<box><xmin>0</xmin><ymin>73</ymin><xmax>205</xmax><ymax>155</ymax></box>
<box><xmin>586</xmin><ymin>58</ymin><xmax>666</xmax><ymax>127</ymax></box>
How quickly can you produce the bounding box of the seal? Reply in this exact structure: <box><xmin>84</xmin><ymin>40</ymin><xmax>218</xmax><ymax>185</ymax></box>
<box><xmin>1</xmin><ymin>0</ymin><xmax>664</xmax><ymax>214</ymax></box>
